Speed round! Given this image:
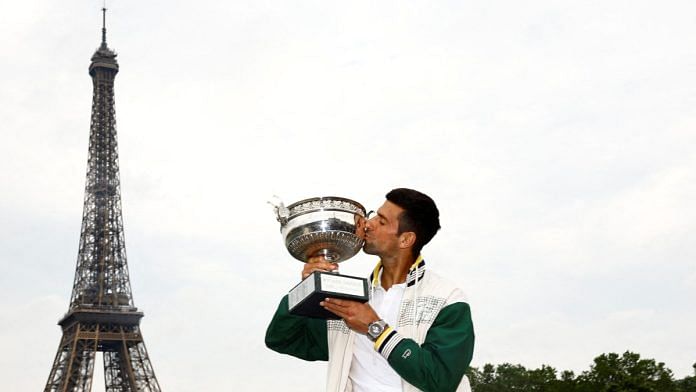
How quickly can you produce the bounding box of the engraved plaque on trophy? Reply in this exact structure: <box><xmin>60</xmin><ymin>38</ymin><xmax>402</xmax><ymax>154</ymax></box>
<box><xmin>272</xmin><ymin>197</ymin><xmax>370</xmax><ymax>319</ymax></box>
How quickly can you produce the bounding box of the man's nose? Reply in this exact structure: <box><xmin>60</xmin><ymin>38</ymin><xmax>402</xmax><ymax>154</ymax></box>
<box><xmin>365</xmin><ymin>218</ymin><xmax>375</xmax><ymax>231</ymax></box>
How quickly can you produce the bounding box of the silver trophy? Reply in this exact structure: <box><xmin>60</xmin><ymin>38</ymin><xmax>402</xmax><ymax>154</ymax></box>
<box><xmin>273</xmin><ymin>196</ymin><xmax>370</xmax><ymax>319</ymax></box>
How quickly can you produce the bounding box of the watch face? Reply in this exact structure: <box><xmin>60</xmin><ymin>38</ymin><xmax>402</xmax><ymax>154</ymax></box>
<box><xmin>369</xmin><ymin>323</ymin><xmax>384</xmax><ymax>337</ymax></box>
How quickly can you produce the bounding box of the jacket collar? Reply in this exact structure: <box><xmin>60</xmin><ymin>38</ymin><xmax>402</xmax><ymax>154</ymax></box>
<box><xmin>370</xmin><ymin>255</ymin><xmax>426</xmax><ymax>288</ymax></box>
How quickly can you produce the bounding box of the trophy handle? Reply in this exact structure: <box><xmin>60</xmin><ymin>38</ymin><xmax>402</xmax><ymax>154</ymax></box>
<box><xmin>268</xmin><ymin>196</ymin><xmax>289</xmax><ymax>225</ymax></box>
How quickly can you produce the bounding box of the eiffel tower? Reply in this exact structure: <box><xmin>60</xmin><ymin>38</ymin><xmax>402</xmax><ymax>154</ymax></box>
<box><xmin>44</xmin><ymin>8</ymin><xmax>162</xmax><ymax>392</ymax></box>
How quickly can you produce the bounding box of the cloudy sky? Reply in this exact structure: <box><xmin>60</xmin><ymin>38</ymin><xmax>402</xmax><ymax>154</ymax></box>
<box><xmin>1</xmin><ymin>0</ymin><xmax>695</xmax><ymax>390</ymax></box>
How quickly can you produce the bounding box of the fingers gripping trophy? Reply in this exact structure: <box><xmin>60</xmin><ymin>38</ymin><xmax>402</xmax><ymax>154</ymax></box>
<box><xmin>272</xmin><ymin>197</ymin><xmax>370</xmax><ymax>319</ymax></box>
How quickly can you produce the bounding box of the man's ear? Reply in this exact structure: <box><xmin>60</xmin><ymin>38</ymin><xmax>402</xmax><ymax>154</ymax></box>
<box><xmin>399</xmin><ymin>232</ymin><xmax>416</xmax><ymax>249</ymax></box>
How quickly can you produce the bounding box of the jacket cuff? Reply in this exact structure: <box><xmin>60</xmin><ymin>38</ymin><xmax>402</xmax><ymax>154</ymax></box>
<box><xmin>373</xmin><ymin>326</ymin><xmax>404</xmax><ymax>360</ymax></box>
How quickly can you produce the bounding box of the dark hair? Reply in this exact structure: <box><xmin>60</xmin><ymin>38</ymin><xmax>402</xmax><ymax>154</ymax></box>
<box><xmin>385</xmin><ymin>188</ymin><xmax>441</xmax><ymax>256</ymax></box>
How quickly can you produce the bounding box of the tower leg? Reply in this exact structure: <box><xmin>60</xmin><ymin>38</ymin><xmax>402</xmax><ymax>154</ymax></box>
<box><xmin>44</xmin><ymin>323</ymin><xmax>97</xmax><ymax>392</ymax></box>
<box><xmin>103</xmin><ymin>330</ymin><xmax>161</xmax><ymax>391</ymax></box>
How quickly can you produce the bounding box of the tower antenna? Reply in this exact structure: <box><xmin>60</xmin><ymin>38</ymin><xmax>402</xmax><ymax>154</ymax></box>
<box><xmin>101</xmin><ymin>2</ymin><xmax>107</xmax><ymax>46</ymax></box>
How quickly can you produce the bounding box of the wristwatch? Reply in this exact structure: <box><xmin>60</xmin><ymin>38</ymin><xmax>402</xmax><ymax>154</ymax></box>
<box><xmin>366</xmin><ymin>319</ymin><xmax>388</xmax><ymax>342</ymax></box>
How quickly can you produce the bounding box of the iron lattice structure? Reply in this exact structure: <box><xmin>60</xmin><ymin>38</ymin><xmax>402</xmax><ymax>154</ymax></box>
<box><xmin>44</xmin><ymin>10</ymin><xmax>161</xmax><ymax>392</ymax></box>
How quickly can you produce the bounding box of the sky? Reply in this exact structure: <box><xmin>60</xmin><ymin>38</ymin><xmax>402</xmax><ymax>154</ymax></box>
<box><xmin>1</xmin><ymin>0</ymin><xmax>695</xmax><ymax>390</ymax></box>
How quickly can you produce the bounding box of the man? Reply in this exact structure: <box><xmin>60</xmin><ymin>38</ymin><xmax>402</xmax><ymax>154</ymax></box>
<box><xmin>266</xmin><ymin>188</ymin><xmax>474</xmax><ymax>392</ymax></box>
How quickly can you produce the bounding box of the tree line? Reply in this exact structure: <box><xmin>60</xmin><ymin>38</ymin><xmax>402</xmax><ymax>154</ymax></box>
<box><xmin>466</xmin><ymin>351</ymin><xmax>696</xmax><ymax>391</ymax></box>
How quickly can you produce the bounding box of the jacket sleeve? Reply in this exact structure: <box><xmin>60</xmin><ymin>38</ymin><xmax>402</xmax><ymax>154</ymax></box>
<box><xmin>376</xmin><ymin>302</ymin><xmax>474</xmax><ymax>392</ymax></box>
<box><xmin>264</xmin><ymin>295</ymin><xmax>330</xmax><ymax>361</ymax></box>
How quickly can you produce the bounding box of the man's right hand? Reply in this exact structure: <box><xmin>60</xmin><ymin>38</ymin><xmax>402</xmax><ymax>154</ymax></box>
<box><xmin>302</xmin><ymin>256</ymin><xmax>338</xmax><ymax>279</ymax></box>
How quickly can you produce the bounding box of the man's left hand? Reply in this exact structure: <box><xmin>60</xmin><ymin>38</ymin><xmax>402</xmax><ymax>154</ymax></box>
<box><xmin>320</xmin><ymin>298</ymin><xmax>379</xmax><ymax>334</ymax></box>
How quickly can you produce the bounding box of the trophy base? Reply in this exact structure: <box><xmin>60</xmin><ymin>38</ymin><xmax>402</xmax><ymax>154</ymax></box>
<box><xmin>288</xmin><ymin>271</ymin><xmax>369</xmax><ymax>319</ymax></box>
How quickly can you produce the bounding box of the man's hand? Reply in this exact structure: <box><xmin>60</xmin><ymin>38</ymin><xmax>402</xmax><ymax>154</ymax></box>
<box><xmin>320</xmin><ymin>298</ymin><xmax>380</xmax><ymax>334</ymax></box>
<box><xmin>302</xmin><ymin>255</ymin><xmax>338</xmax><ymax>279</ymax></box>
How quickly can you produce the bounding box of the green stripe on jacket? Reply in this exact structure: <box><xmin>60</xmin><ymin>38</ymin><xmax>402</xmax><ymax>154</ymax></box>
<box><xmin>265</xmin><ymin>295</ymin><xmax>329</xmax><ymax>361</ymax></box>
<box><xmin>386</xmin><ymin>302</ymin><xmax>474</xmax><ymax>392</ymax></box>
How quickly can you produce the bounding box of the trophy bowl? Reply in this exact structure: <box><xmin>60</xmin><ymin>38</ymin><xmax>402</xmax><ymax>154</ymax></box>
<box><xmin>276</xmin><ymin>196</ymin><xmax>367</xmax><ymax>263</ymax></box>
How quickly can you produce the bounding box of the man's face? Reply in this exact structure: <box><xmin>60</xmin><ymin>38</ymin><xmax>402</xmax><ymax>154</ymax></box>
<box><xmin>363</xmin><ymin>200</ymin><xmax>404</xmax><ymax>257</ymax></box>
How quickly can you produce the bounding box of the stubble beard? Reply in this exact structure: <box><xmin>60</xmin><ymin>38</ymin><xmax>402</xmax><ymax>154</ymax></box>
<box><xmin>362</xmin><ymin>241</ymin><xmax>378</xmax><ymax>255</ymax></box>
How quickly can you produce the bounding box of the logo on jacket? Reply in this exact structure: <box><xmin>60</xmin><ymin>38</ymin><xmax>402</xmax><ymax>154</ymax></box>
<box><xmin>402</xmin><ymin>349</ymin><xmax>412</xmax><ymax>359</ymax></box>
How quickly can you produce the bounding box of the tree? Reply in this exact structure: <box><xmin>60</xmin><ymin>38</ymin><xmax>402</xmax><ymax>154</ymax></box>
<box><xmin>675</xmin><ymin>362</ymin><xmax>696</xmax><ymax>392</ymax></box>
<box><xmin>466</xmin><ymin>351</ymin><xmax>689</xmax><ymax>392</ymax></box>
<box><xmin>573</xmin><ymin>351</ymin><xmax>675</xmax><ymax>392</ymax></box>
<box><xmin>467</xmin><ymin>363</ymin><xmax>568</xmax><ymax>392</ymax></box>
